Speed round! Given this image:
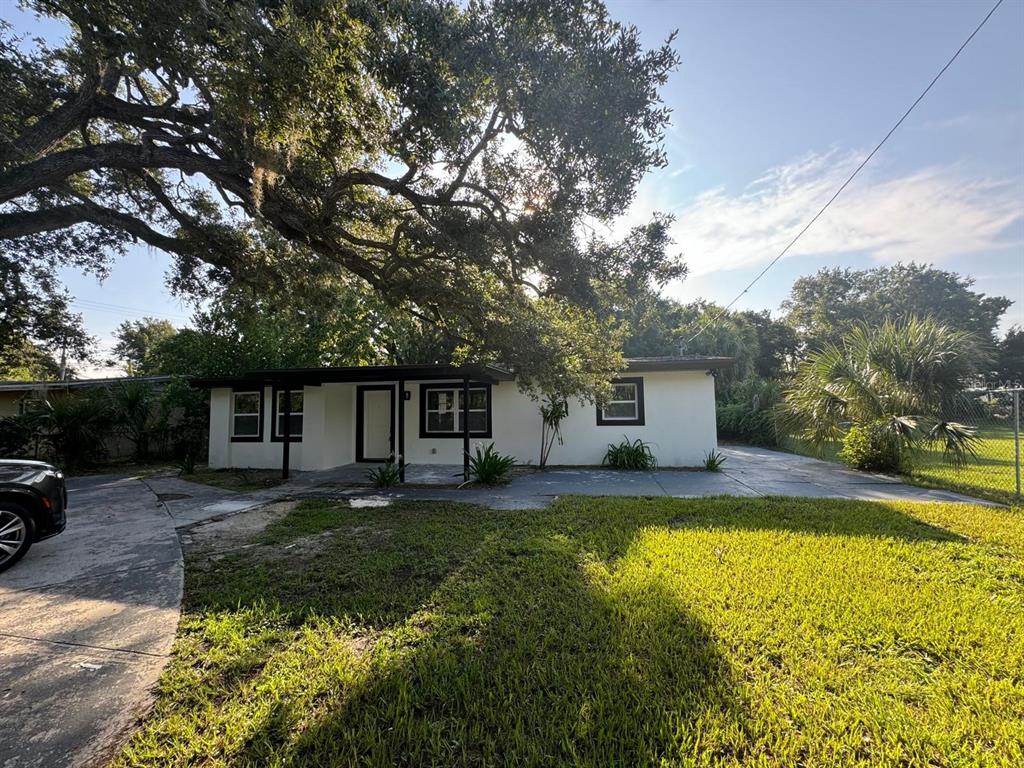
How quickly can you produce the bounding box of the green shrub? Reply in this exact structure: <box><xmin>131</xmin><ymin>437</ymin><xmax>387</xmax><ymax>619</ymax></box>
<box><xmin>716</xmin><ymin>403</ymin><xmax>779</xmax><ymax>446</ymax></box>
<box><xmin>468</xmin><ymin>443</ymin><xmax>516</xmax><ymax>485</ymax></box>
<box><xmin>367</xmin><ymin>462</ymin><xmax>402</xmax><ymax>488</ymax></box>
<box><xmin>603</xmin><ymin>437</ymin><xmax>657</xmax><ymax>470</ymax></box>
<box><xmin>716</xmin><ymin>376</ymin><xmax>782</xmax><ymax>446</ymax></box>
<box><xmin>703</xmin><ymin>450</ymin><xmax>726</xmax><ymax>471</ymax></box>
<box><xmin>159</xmin><ymin>376</ymin><xmax>209</xmax><ymax>460</ymax></box>
<box><xmin>838</xmin><ymin>422</ymin><xmax>904</xmax><ymax>473</ymax></box>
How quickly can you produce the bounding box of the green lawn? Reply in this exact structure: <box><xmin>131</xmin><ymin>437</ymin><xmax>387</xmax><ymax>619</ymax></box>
<box><xmin>908</xmin><ymin>426</ymin><xmax>1019</xmax><ymax>503</ymax></box>
<box><xmin>786</xmin><ymin>427</ymin><xmax>1020</xmax><ymax>504</ymax></box>
<box><xmin>114</xmin><ymin>496</ymin><xmax>1024</xmax><ymax>767</ymax></box>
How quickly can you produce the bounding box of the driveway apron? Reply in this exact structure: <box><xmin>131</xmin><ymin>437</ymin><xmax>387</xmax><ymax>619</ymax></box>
<box><xmin>0</xmin><ymin>475</ymin><xmax>182</xmax><ymax>768</ymax></box>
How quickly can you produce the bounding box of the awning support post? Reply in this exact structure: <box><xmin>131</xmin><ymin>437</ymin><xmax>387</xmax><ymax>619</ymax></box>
<box><xmin>397</xmin><ymin>378</ymin><xmax>406</xmax><ymax>483</ymax></box>
<box><xmin>281</xmin><ymin>386</ymin><xmax>291</xmax><ymax>480</ymax></box>
<box><xmin>462</xmin><ymin>377</ymin><xmax>470</xmax><ymax>482</ymax></box>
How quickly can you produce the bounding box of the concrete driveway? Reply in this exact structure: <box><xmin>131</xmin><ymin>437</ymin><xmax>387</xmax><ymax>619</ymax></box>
<box><xmin>305</xmin><ymin>445</ymin><xmax>991</xmax><ymax>508</ymax></box>
<box><xmin>0</xmin><ymin>473</ymin><xmax>240</xmax><ymax>768</ymax></box>
<box><xmin>507</xmin><ymin>445</ymin><xmax>986</xmax><ymax>503</ymax></box>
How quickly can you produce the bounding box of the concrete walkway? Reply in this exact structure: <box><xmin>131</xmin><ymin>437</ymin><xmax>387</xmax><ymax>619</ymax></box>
<box><xmin>0</xmin><ymin>473</ymin><xmax>246</xmax><ymax>768</ymax></box>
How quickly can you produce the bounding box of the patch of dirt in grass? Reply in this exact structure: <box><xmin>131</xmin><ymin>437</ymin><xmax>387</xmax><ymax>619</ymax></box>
<box><xmin>255</xmin><ymin>522</ymin><xmax>394</xmax><ymax>563</ymax></box>
<box><xmin>184</xmin><ymin>497</ymin><xmax>397</xmax><ymax>563</ymax></box>
<box><xmin>348</xmin><ymin>632</ymin><xmax>377</xmax><ymax>657</ymax></box>
<box><xmin>181</xmin><ymin>501</ymin><xmax>299</xmax><ymax>555</ymax></box>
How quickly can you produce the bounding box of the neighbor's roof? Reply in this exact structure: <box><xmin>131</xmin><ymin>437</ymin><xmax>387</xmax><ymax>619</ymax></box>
<box><xmin>189</xmin><ymin>357</ymin><xmax>733</xmax><ymax>389</ymax></box>
<box><xmin>0</xmin><ymin>374</ymin><xmax>173</xmax><ymax>393</ymax></box>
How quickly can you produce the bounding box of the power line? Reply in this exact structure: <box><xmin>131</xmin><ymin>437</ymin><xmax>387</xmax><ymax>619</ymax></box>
<box><xmin>72</xmin><ymin>300</ymin><xmax>190</xmax><ymax>321</ymax></box>
<box><xmin>682</xmin><ymin>0</ymin><xmax>1005</xmax><ymax>347</ymax></box>
<box><xmin>70</xmin><ymin>300</ymin><xmax>191</xmax><ymax>323</ymax></box>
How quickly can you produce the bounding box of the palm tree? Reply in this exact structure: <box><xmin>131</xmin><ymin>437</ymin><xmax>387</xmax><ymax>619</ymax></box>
<box><xmin>782</xmin><ymin>316</ymin><xmax>981</xmax><ymax>469</ymax></box>
<box><xmin>35</xmin><ymin>393</ymin><xmax>113</xmax><ymax>470</ymax></box>
<box><xmin>109</xmin><ymin>380</ymin><xmax>161</xmax><ymax>460</ymax></box>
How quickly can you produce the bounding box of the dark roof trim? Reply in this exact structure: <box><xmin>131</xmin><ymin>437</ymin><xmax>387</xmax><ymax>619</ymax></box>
<box><xmin>190</xmin><ymin>363</ymin><xmax>515</xmax><ymax>389</ymax></box>
<box><xmin>625</xmin><ymin>356</ymin><xmax>734</xmax><ymax>371</ymax></box>
<box><xmin>189</xmin><ymin>358</ymin><xmax>734</xmax><ymax>389</ymax></box>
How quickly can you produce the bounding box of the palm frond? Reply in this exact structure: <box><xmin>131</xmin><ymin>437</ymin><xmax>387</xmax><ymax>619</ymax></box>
<box><xmin>925</xmin><ymin>420</ymin><xmax>980</xmax><ymax>469</ymax></box>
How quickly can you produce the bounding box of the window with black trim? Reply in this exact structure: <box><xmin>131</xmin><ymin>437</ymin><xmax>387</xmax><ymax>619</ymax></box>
<box><xmin>596</xmin><ymin>377</ymin><xmax>645</xmax><ymax>426</ymax></box>
<box><xmin>231</xmin><ymin>390</ymin><xmax>263</xmax><ymax>440</ymax></box>
<box><xmin>420</xmin><ymin>384</ymin><xmax>491</xmax><ymax>437</ymax></box>
<box><xmin>272</xmin><ymin>389</ymin><xmax>304</xmax><ymax>441</ymax></box>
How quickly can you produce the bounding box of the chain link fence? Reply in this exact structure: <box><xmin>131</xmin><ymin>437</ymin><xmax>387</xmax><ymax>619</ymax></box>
<box><xmin>909</xmin><ymin>388</ymin><xmax>1022</xmax><ymax>503</ymax></box>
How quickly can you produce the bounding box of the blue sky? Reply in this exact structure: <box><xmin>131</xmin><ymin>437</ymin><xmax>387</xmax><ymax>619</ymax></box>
<box><xmin>5</xmin><ymin>0</ymin><xmax>1023</xmax><ymax>371</ymax></box>
<box><xmin>606</xmin><ymin>0</ymin><xmax>1023</xmax><ymax>329</ymax></box>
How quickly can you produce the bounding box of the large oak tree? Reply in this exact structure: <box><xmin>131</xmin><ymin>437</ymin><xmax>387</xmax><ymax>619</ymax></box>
<box><xmin>1</xmin><ymin>0</ymin><xmax>683</xmax><ymax>397</ymax></box>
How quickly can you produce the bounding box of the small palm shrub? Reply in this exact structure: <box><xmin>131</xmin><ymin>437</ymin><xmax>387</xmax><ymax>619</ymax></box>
<box><xmin>367</xmin><ymin>462</ymin><xmax>402</xmax><ymax>488</ymax></box>
<box><xmin>468</xmin><ymin>443</ymin><xmax>516</xmax><ymax>485</ymax></box>
<box><xmin>37</xmin><ymin>393</ymin><xmax>113</xmax><ymax>470</ymax></box>
<box><xmin>177</xmin><ymin>453</ymin><xmax>197</xmax><ymax>476</ymax></box>
<box><xmin>603</xmin><ymin>437</ymin><xmax>657</xmax><ymax>470</ymax></box>
<box><xmin>538</xmin><ymin>397</ymin><xmax>568</xmax><ymax>469</ymax></box>
<box><xmin>703</xmin><ymin>450</ymin><xmax>726</xmax><ymax>471</ymax></box>
<box><xmin>109</xmin><ymin>380</ymin><xmax>162</xmax><ymax>460</ymax></box>
<box><xmin>782</xmin><ymin>316</ymin><xmax>980</xmax><ymax>469</ymax></box>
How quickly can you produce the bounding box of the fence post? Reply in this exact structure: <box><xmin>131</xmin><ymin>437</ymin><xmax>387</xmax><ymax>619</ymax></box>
<box><xmin>1014</xmin><ymin>390</ymin><xmax>1021</xmax><ymax>501</ymax></box>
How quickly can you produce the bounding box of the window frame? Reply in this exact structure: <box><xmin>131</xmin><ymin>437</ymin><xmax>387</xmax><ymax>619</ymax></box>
<box><xmin>596</xmin><ymin>376</ymin><xmax>645</xmax><ymax>426</ymax></box>
<box><xmin>230</xmin><ymin>388</ymin><xmax>265</xmax><ymax>442</ymax></box>
<box><xmin>419</xmin><ymin>382</ymin><xmax>492</xmax><ymax>439</ymax></box>
<box><xmin>270</xmin><ymin>386</ymin><xmax>304</xmax><ymax>442</ymax></box>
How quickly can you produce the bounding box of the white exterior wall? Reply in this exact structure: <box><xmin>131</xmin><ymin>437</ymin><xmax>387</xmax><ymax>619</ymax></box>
<box><xmin>207</xmin><ymin>370</ymin><xmax>719</xmax><ymax>470</ymax></box>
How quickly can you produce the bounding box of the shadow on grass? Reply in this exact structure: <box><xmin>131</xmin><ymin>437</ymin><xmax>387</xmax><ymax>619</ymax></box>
<box><xmin>235</xmin><ymin>510</ymin><xmax>745</xmax><ymax>766</ymax></box>
<box><xmin>174</xmin><ymin>495</ymin><xmax>973</xmax><ymax>766</ymax></box>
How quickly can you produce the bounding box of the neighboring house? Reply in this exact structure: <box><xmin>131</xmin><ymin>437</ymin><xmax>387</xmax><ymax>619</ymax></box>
<box><xmin>193</xmin><ymin>357</ymin><xmax>732</xmax><ymax>475</ymax></box>
<box><xmin>0</xmin><ymin>376</ymin><xmax>175</xmax><ymax>460</ymax></box>
<box><xmin>0</xmin><ymin>376</ymin><xmax>173</xmax><ymax>417</ymax></box>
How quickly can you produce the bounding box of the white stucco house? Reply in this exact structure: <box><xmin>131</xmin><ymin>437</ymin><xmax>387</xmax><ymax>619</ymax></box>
<box><xmin>193</xmin><ymin>356</ymin><xmax>732</xmax><ymax>477</ymax></box>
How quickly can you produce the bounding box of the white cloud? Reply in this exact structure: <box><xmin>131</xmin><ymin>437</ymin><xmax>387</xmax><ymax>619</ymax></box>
<box><xmin>617</xmin><ymin>150</ymin><xmax>1023</xmax><ymax>278</ymax></box>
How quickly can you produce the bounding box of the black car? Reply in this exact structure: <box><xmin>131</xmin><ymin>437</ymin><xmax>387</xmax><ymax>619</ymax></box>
<box><xmin>0</xmin><ymin>460</ymin><xmax>67</xmax><ymax>573</ymax></box>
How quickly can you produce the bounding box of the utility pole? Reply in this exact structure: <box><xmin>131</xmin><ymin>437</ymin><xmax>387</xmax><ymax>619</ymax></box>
<box><xmin>58</xmin><ymin>336</ymin><xmax>67</xmax><ymax>381</ymax></box>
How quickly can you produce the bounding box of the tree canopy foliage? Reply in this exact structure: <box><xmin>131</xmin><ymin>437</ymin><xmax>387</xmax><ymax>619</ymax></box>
<box><xmin>0</xmin><ymin>251</ymin><xmax>92</xmax><ymax>379</ymax></box>
<box><xmin>110</xmin><ymin>317</ymin><xmax>177</xmax><ymax>375</ymax></box>
<box><xmin>995</xmin><ymin>326</ymin><xmax>1024</xmax><ymax>386</ymax></box>
<box><xmin>620</xmin><ymin>296</ymin><xmax>796</xmax><ymax>387</ymax></box>
<box><xmin>782</xmin><ymin>263</ymin><xmax>1011</xmax><ymax>352</ymax></box>
<box><xmin>155</xmin><ymin>281</ymin><xmax>455</xmax><ymax>378</ymax></box>
<box><xmin>1</xmin><ymin>0</ymin><xmax>684</xmax><ymax>400</ymax></box>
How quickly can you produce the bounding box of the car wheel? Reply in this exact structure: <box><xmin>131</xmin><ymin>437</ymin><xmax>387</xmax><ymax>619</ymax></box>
<box><xmin>0</xmin><ymin>503</ymin><xmax>34</xmax><ymax>573</ymax></box>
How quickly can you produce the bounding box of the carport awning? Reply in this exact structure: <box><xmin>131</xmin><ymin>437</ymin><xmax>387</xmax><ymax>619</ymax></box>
<box><xmin>189</xmin><ymin>362</ymin><xmax>515</xmax><ymax>389</ymax></box>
